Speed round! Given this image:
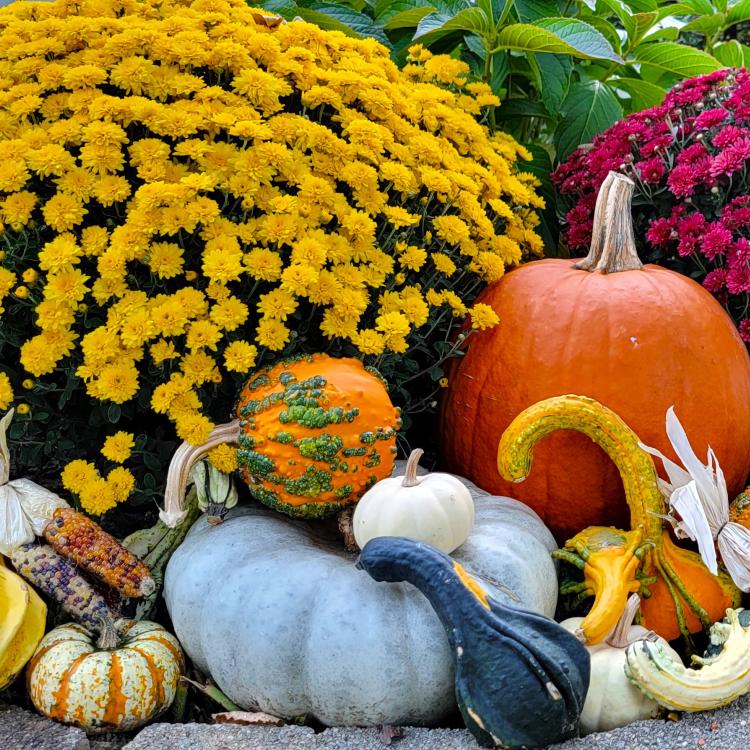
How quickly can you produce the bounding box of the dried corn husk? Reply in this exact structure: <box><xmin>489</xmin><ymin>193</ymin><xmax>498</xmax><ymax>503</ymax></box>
<box><xmin>0</xmin><ymin>410</ymin><xmax>68</xmax><ymax>556</ymax></box>
<box><xmin>641</xmin><ymin>407</ymin><xmax>750</xmax><ymax>592</ymax></box>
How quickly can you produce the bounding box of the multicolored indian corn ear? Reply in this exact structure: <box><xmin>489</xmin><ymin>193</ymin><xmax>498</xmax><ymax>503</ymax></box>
<box><xmin>9</xmin><ymin>543</ymin><xmax>118</xmax><ymax>640</ymax></box>
<box><xmin>43</xmin><ymin>508</ymin><xmax>155</xmax><ymax>599</ymax></box>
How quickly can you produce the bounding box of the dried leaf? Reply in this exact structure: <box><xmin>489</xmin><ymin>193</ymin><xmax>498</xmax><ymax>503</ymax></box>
<box><xmin>213</xmin><ymin>711</ymin><xmax>285</xmax><ymax>726</ymax></box>
<box><xmin>379</xmin><ymin>725</ymin><xmax>403</xmax><ymax>746</ymax></box>
<box><xmin>249</xmin><ymin>11</ymin><xmax>285</xmax><ymax>28</ymax></box>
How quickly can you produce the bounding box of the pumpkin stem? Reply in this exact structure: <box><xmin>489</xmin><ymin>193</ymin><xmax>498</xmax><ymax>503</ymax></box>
<box><xmin>606</xmin><ymin>593</ymin><xmax>641</xmax><ymax>648</ymax></box>
<box><xmin>160</xmin><ymin>420</ymin><xmax>240</xmax><ymax>528</ymax></box>
<box><xmin>96</xmin><ymin>617</ymin><xmax>120</xmax><ymax>650</ymax></box>
<box><xmin>403</xmin><ymin>449</ymin><xmax>424</xmax><ymax>488</ymax></box>
<box><xmin>573</xmin><ymin>171</ymin><xmax>643</xmax><ymax>275</ymax></box>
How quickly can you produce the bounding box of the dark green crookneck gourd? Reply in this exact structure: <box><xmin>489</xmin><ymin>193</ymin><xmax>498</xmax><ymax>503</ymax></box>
<box><xmin>356</xmin><ymin>537</ymin><xmax>590</xmax><ymax>749</ymax></box>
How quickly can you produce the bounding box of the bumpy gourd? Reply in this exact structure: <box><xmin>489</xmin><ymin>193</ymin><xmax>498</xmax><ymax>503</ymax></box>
<box><xmin>160</xmin><ymin>354</ymin><xmax>401</xmax><ymax>526</ymax></box>
<box><xmin>357</xmin><ymin>536</ymin><xmax>590</xmax><ymax>749</ymax></box>
<box><xmin>625</xmin><ymin>608</ymin><xmax>750</xmax><ymax>711</ymax></box>
<box><xmin>498</xmin><ymin>394</ymin><xmax>739</xmax><ymax>644</ymax></box>
<box><xmin>0</xmin><ymin>557</ymin><xmax>46</xmax><ymax>689</ymax></box>
<box><xmin>353</xmin><ymin>448</ymin><xmax>475</xmax><ymax>553</ymax></box>
<box><xmin>27</xmin><ymin>619</ymin><xmax>184</xmax><ymax>732</ymax></box>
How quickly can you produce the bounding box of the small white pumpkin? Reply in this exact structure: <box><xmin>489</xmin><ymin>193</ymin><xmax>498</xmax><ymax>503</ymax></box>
<box><xmin>561</xmin><ymin>595</ymin><xmax>675</xmax><ymax>734</ymax></box>
<box><xmin>352</xmin><ymin>449</ymin><xmax>474</xmax><ymax>553</ymax></box>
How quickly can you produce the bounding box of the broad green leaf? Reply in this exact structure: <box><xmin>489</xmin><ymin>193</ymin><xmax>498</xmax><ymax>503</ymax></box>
<box><xmin>492</xmin><ymin>18</ymin><xmax>622</xmax><ymax>62</ymax></box>
<box><xmin>489</xmin><ymin>50</ymin><xmax>510</xmax><ymax>93</ymax></box>
<box><xmin>514</xmin><ymin>0</ymin><xmax>561</xmax><ymax>22</ymax></box>
<box><xmin>414</xmin><ymin>7</ymin><xmax>493</xmax><ymax>43</ymax></box>
<box><xmin>625</xmin><ymin>11</ymin><xmax>658</xmax><ymax>45</ymax></box>
<box><xmin>640</xmin><ymin>25</ymin><xmax>680</xmax><ymax>43</ymax></box>
<box><xmin>635</xmin><ymin>41</ymin><xmax>722</xmax><ymax>77</ymax></box>
<box><xmin>534</xmin><ymin>53</ymin><xmax>572</xmax><ymax>110</ymax></box>
<box><xmin>383</xmin><ymin>7</ymin><xmax>436</xmax><ymax>28</ymax></box>
<box><xmin>654</xmin><ymin>2</ymin><xmax>695</xmax><ymax>19</ymax></box>
<box><xmin>682</xmin><ymin>13</ymin><xmax>725</xmax><ymax>35</ymax></box>
<box><xmin>581</xmin><ymin>14</ymin><xmax>622</xmax><ymax>52</ymax></box>
<box><xmin>621</xmin><ymin>0</ymin><xmax>657</xmax><ymax>10</ymax></box>
<box><xmin>495</xmin><ymin>99</ymin><xmax>553</xmax><ymax>120</ymax></box>
<box><xmin>678</xmin><ymin>0</ymin><xmax>715</xmax><ymax>13</ymax></box>
<box><xmin>555</xmin><ymin>80</ymin><xmax>623</xmax><ymax>160</ymax></box>
<box><xmin>728</xmin><ymin>0</ymin><xmax>750</xmax><ymax>24</ymax></box>
<box><xmin>713</xmin><ymin>39</ymin><xmax>745</xmax><ymax>67</ymax></box>
<box><xmin>610</xmin><ymin>76</ymin><xmax>666</xmax><ymax>111</ymax></box>
<box><xmin>597</xmin><ymin>0</ymin><xmax>632</xmax><ymax>29</ymax></box>
<box><xmin>259</xmin><ymin>0</ymin><xmax>300</xmax><ymax>13</ymax></box>
<box><xmin>307</xmin><ymin>4</ymin><xmax>390</xmax><ymax>44</ymax></box>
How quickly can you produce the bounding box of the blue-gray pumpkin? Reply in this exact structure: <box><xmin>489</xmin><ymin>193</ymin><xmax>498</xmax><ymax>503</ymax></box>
<box><xmin>163</xmin><ymin>467</ymin><xmax>557</xmax><ymax>726</ymax></box>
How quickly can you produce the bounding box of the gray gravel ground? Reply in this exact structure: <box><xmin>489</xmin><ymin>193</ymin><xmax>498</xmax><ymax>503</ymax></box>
<box><xmin>122</xmin><ymin>694</ymin><xmax>750</xmax><ymax>750</ymax></box>
<box><xmin>4</xmin><ymin>695</ymin><xmax>750</xmax><ymax>749</ymax></box>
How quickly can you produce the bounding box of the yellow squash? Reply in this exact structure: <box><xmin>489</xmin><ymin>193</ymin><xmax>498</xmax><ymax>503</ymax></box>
<box><xmin>0</xmin><ymin>556</ymin><xmax>46</xmax><ymax>689</ymax></box>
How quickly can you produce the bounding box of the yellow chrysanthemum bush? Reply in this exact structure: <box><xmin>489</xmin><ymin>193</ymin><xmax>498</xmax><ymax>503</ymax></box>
<box><xmin>0</xmin><ymin>0</ymin><xmax>542</xmax><ymax>520</ymax></box>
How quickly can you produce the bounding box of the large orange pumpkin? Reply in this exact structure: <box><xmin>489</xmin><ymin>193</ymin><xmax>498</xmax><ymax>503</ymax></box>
<box><xmin>441</xmin><ymin>172</ymin><xmax>750</xmax><ymax>543</ymax></box>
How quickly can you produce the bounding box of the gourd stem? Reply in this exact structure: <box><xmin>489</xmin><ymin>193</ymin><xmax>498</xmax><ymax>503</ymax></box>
<box><xmin>606</xmin><ymin>594</ymin><xmax>640</xmax><ymax>648</ymax></box>
<box><xmin>160</xmin><ymin>420</ymin><xmax>240</xmax><ymax>528</ymax></box>
<box><xmin>96</xmin><ymin>618</ymin><xmax>120</xmax><ymax>650</ymax></box>
<box><xmin>402</xmin><ymin>449</ymin><xmax>424</xmax><ymax>488</ymax></box>
<box><xmin>573</xmin><ymin>172</ymin><xmax>643</xmax><ymax>274</ymax></box>
<box><xmin>497</xmin><ymin>395</ymin><xmax>664</xmax><ymax>541</ymax></box>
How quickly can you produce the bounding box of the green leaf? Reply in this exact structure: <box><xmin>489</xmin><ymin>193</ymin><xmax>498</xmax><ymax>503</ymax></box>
<box><xmin>534</xmin><ymin>53</ymin><xmax>572</xmax><ymax>110</ymax></box>
<box><xmin>609</xmin><ymin>76</ymin><xmax>666</xmax><ymax>111</ymax></box>
<box><xmin>713</xmin><ymin>39</ymin><xmax>745</xmax><ymax>67</ymax></box>
<box><xmin>635</xmin><ymin>42</ymin><xmax>721</xmax><ymax>77</ymax></box>
<box><xmin>727</xmin><ymin>0</ymin><xmax>750</xmax><ymax>23</ymax></box>
<box><xmin>676</xmin><ymin>0</ymin><xmax>714</xmax><ymax>12</ymax></box>
<box><xmin>495</xmin><ymin>98</ymin><xmax>552</xmax><ymax>120</ymax></box>
<box><xmin>107</xmin><ymin>404</ymin><xmax>121</xmax><ymax>424</ymax></box>
<box><xmin>624</xmin><ymin>11</ymin><xmax>658</xmax><ymax>45</ymax></box>
<box><xmin>493</xmin><ymin>18</ymin><xmax>623</xmax><ymax>62</ymax></box>
<box><xmin>383</xmin><ymin>6</ymin><xmax>435</xmax><ymax>28</ymax></box>
<box><xmin>580</xmin><ymin>14</ymin><xmax>622</xmax><ymax>52</ymax></box>
<box><xmin>307</xmin><ymin>3</ymin><xmax>390</xmax><ymax>44</ymax></box>
<box><xmin>555</xmin><ymin>80</ymin><xmax>623</xmax><ymax>161</ymax></box>
<box><xmin>621</xmin><ymin>0</ymin><xmax>657</xmax><ymax>11</ymax></box>
<box><xmin>681</xmin><ymin>13</ymin><xmax>726</xmax><ymax>35</ymax></box>
<box><xmin>373</xmin><ymin>0</ymin><xmax>432</xmax><ymax>21</ymax></box>
<box><xmin>414</xmin><ymin>7</ymin><xmax>493</xmax><ymax>43</ymax></box>
<box><xmin>514</xmin><ymin>0</ymin><xmax>561</xmax><ymax>22</ymax></box>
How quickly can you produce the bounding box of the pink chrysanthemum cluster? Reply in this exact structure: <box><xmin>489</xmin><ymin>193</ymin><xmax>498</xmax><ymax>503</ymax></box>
<box><xmin>554</xmin><ymin>69</ymin><xmax>750</xmax><ymax>340</ymax></box>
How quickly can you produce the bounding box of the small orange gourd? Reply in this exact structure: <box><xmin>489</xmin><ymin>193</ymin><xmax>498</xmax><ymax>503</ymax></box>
<box><xmin>161</xmin><ymin>354</ymin><xmax>401</xmax><ymax>525</ymax></box>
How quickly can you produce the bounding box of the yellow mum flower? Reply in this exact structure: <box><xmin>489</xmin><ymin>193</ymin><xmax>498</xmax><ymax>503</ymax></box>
<box><xmin>208</xmin><ymin>444</ymin><xmax>238</xmax><ymax>474</ymax></box>
<box><xmin>150</xmin><ymin>339</ymin><xmax>179</xmax><ymax>365</ymax></box>
<box><xmin>96</xmin><ymin>360</ymin><xmax>139</xmax><ymax>403</ymax></box>
<box><xmin>256</xmin><ymin>289</ymin><xmax>297</xmax><ymax>321</ymax></box>
<box><xmin>42</xmin><ymin>193</ymin><xmax>87</xmax><ymax>232</ymax></box>
<box><xmin>244</xmin><ymin>248</ymin><xmax>283</xmax><ymax>281</ymax></box>
<box><xmin>147</xmin><ymin>242</ymin><xmax>184</xmax><ymax>279</ymax></box>
<box><xmin>186</xmin><ymin>320</ymin><xmax>222</xmax><ymax>351</ymax></box>
<box><xmin>79</xmin><ymin>476</ymin><xmax>117</xmax><ymax>516</ymax></box>
<box><xmin>44</xmin><ymin>268</ymin><xmax>89</xmax><ymax>305</ymax></box>
<box><xmin>224</xmin><ymin>341</ymin><xmax>258</xmax><ymax>373</ymax></box>
<box><xmin>354</xmin><ymin>329</ymin><xmax>385</xmax><ymax>356</ymax></box>
<box><xmin>101</xmin><ymin>431</ymin><xmax>135</xmax><ymax>463</ymax></box>
<box><xmin>107</xmin><ymin>466</ymin><xmax>135</xmax><ymax>503</ymax></box>
<box><xmin>61</xmin><ymin>459</ymin><xmax>99</xmax><ymax>495</ymax></box>
<box><xmin>470</xmin><ymin>303</ymin><xmax>500</xmax><ymax>330</ymax></box>
<box><xmin>175</xmin><ymin>411</ymin><xmax>214</xmax><ymax>446</ymax></box>
<box><xmin>256</xmin><ymin>318</ymin><xmax>290</xmax><ymax>350</ymax></box>
<box><xmin>210</xmin><ymin>297</ymin><xmax>249</xmax><ymax>331</ymax></box>
<box><xmin>0</xmin><ymin>372</ymin><xmax>13</xmax><ymax>411</ymax></box>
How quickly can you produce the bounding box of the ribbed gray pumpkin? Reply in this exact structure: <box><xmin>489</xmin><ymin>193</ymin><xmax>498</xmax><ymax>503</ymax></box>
<box><xmin>163</xmin><ymin>467</ymin><xmax>557</xmax><ymax>726</ymax></box>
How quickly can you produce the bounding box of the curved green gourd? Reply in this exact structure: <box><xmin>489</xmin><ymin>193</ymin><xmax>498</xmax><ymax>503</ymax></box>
<box><xmin>356</xmin><ymin>536</ymin><xmax>590</xmax><ymax>749</ymax></box>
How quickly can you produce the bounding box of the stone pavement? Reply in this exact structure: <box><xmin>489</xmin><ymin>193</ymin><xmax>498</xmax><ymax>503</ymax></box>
<box><xmin>3</xmin><ymin>696</ymin><xmax>750</xmax><ymax>749</ymax></box>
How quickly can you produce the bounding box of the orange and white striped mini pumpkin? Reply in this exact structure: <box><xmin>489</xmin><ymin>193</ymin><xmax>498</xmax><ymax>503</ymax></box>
<box><xmin>27</xmin><ymin>620</ymin><xmax>184</xmax><ymax>732</ymax></box>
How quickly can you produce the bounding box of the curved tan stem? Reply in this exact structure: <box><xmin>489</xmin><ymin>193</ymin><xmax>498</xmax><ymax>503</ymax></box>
<box><xmin>402</xmin><ymin>448</ymin><xmax>424</xmax><ymax>488</ymax></box>
<box><xmin>573</xmin><ymin>171</ymin><xmax>642</xmax><ymax>274</ymax></box>
<box><xmin>606</xmin><ymin>593</ymin><xmax>641</xmax><ymax>648</ymax></box>
<box><xmin>160</xmin><ymin>420</ymin><xmax>240</xmax><ymax>528</ymax></box>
